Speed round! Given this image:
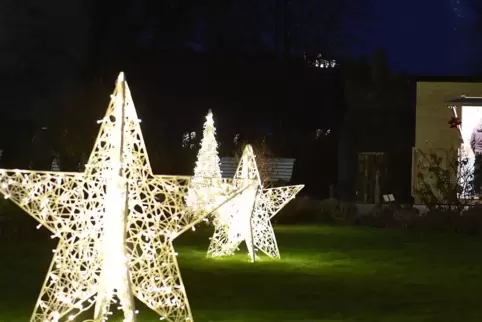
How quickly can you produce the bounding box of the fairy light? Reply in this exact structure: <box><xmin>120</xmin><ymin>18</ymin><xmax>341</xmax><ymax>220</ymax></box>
<box><xmin>1</xmin><ymin>72</ymin><xmax>251</xmax><ymax>322</ymax></box>
<box><xmin>185</xmin><ymin>109</ymin><xmax>223</xmax><ymax>213</ymax></box>
<box><xmin>207</xmin><ymin>145</ymin><xmax>304</xmax><ymax>262</ymax></box>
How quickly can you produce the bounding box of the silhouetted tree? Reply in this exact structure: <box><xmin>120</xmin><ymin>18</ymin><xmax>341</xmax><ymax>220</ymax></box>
<box><xmin>0</xmin><ymin>0</ymin><xmax>91</xmax><ymax>121</ymax></box>
<box><xmin>276</xmin><ymin>0</ymin><xmax>373</xmax><ymax>58</ymax></box>
<box><xmin>339</xmin><ymin>49</ymin><xmax>413</xmax><ymax>202</ymax></box>
<box><xmin>133</xmin><ymin>0</ymin><xmax>372</xmax><ymax>58</ymax></box>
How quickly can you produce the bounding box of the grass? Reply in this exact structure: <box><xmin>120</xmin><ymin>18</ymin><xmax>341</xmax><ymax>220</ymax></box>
<box><xmin>1</xmin><ymin>225</ymin><xmax>482</xmax><ymax>321</ymax></box>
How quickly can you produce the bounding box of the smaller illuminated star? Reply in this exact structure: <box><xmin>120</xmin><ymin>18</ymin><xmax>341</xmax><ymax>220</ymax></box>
<box><xmin>207</xmin><ymin>144</ymin><xmax>304</xmax><ymax>261</ymax></box>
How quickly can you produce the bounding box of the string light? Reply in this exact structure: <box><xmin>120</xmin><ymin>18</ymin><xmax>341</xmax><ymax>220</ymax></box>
<box><xmin>185</xmin><ymin>110</ymin><xmax>304</xmax><ymax>262</ymax></box>
<box><xmin>185</xmin><ymin>109</ymin><xmax>222</xmax><ymax>214</ymax></box>
<box><xmin>207</xmin><ymin>145</ymin><xmax>304</xmax><ymax>262</ymax></box>
<box><xmin>0</xmin><ymin>72</ymin><xmax>251</xmax><ymax>322</ymax></box>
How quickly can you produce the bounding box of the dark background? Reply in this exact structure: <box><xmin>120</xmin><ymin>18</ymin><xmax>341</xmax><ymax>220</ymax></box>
<box><xmin>1</xmin><ymin>0</ymin><xmax>481</xmax><ymax>201</ymax></box>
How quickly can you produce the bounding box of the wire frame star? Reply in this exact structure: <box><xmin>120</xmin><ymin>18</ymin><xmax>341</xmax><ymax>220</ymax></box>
<box><xmin>0</xmin><ymin>72</ymin><xmax>252</xmax><ymax>322</ymax></box>
<box><xmin>207</xmin><ymin>144</ymin><xmax>304</xmax><ymax>262</ymax></box>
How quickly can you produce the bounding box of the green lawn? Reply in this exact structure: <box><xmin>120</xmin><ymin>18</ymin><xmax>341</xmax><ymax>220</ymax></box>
<box><xmin>2</xmin><ymin>225</ymin><xmax>482</xmax><ymax>321</ymax></box>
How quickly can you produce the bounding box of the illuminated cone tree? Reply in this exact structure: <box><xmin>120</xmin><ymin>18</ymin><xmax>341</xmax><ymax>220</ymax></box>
<box><xmin>186</xmin><ymin>110</ymin><xmax>222</xmax><ymax>212</ymax></box>
<box><xmin>0</xmin><ymin>72</ymin><xmax>251</xmax><ymax>322</ymax></box>
<box><xmin>207</xmin><ymin>144</ymin><xmax>304</xmax><ymax>262</ymax></box>
<box><xmin>193</xmin><ymin>110</ymin><xmax>222</xmax><ymax>180</ymax></box>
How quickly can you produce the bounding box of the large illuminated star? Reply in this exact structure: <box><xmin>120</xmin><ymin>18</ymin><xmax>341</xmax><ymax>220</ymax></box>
<box><xmin>0</xmin><ymin>72</ymin><xmax>250</xmax><ymax>322</ymax></box>
<box><xmin>207</xmin><ymin>145</ymin><xmax>304</xmax><ymax>262</ymax></box>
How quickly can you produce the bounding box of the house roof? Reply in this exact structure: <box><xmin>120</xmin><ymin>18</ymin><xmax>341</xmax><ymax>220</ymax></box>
<box><xmin>446</xmin><ymin>95</ymin><xmax>482</xmax><ymax>105</ymax></box>
<box><xmin>414</xmin><ymin>76</ymin><xmax>482</xmax><ymax>82</ymax></box>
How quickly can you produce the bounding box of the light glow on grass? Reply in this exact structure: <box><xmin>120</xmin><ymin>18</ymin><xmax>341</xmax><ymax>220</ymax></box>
<box><xmin>3</xmin><ymin>226</ymin><xmax>482</xmax><ymax>321</ymax></box>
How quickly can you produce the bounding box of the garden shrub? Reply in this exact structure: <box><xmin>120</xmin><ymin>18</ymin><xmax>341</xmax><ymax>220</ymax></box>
<box><xmin>358</xmin><ymin>202</ymin><xmax>420</xmax><ymax>229</ymax></box>
<box><xmin>333</xmin><ymin>201</ymin><xmax>357</xmax><ymax>225</ymax></box>
<box><xmin>414</xmin><ymin>149</ymin><xmax>473</xmax><ymax>215</ymax></box>
<box><xmin>0</xmin><ymin>198</ymin><xmax>46</xmax><ymax>241</ymax></box>
<box><xmin>275</xmin><ymin>196</ymin><xmax>320</xmax><ymax>224</ymax></box>
<box><xmin>318</xmin><ymin>198</ymin><xmax>357</xmax><ymax>225</ymax></box>
<box><xmin>414</xmin><ymin>208</ymin><xmax>461</xmax><ymax>233</ymax></box>
<box><xmin>0</xmin><ymin>198</ymin><xmax>21</xmax><ymax>240</ymax></box>
<box><xmin>393</xmin><ymin>205</ymin><xmax>420</xmax><ymax>229</ymax></box>
<box><xmin>272</xmin><ymin>199</ymin><xmax>296</xmax><ymax>224</ymax></box>
<box><xmin>318</xmin><ymin>198</ymin><xmax>339</xmax><ymax>223</ymax></box>
<box><xmin>360</xmin><ymin>204</ymin><xmax>394</xmax><ymax>228</ymax></box>
<box><xmin>457</xmin><ymin>206</ymin><xmax>482</xmax><ymax>236</ymax></box>
<box><xmin>275</xmin><ymin>197</ymin><xmax>358</xmax><ymax>225</ymax></box>
<box><xmin>410</xmin><ymin>148</ymin><xmax>482</xmax><ymax>235</ymax></box>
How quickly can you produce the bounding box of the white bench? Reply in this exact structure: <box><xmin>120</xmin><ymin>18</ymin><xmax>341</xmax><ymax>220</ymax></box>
<box><xmin>220</xmin><ymin>157</ymin><xmax>296</xmax><ymax>182</ymax></box>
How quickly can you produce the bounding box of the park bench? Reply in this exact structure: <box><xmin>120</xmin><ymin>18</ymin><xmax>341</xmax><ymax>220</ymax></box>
<box><xmin>220</xmin><ymin>157</ymin><xmax>297</xmax><ymax>183</ymax></box>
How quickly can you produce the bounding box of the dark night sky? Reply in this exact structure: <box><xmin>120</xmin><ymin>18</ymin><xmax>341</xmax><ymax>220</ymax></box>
<box><xmin>0</xmin><ymin>0</ymin><xmax>479</xmax><ymax>190</ymax></box>
<box><xmin>347</xmin><ymin>0</ymin><xmax>480</xmax><ymax>75</ymax></box>
<box><xmin>2</xmin><ymin>0</ymin><xmax>482</xmax><ymax>123</ymax></box>
<box><xmin>173</xmin><ymin>0</ymin><xmax>481</xmax><ymax>76</ymax></box>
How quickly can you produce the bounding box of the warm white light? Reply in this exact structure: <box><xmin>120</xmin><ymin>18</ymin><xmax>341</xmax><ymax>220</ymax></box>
<box><xmin>186</xmin><ymin>109</ymin><xmax>223</xmax><ymax>213</ymax></box>
<box><xmin>187</xmin><ymin>113</ymin><xmax>303</xmax><ymax>261</ymax></box>
<box><xmin>0</xmin><ymin>73</ymin><xmax>250</xmax><ymax>322</ymax></box>
<box><xmin>207</xmin><ymin>145</ymin><xmax>304</xmax><ymax>262</ymax></box>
